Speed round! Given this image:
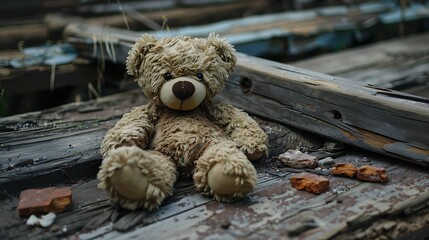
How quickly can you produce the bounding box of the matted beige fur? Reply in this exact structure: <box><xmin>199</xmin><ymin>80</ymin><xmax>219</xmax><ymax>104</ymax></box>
<box><xmin>98</xmin><ymin>33</ymin><xmax>268</xmax><ymax>210</ymax></box>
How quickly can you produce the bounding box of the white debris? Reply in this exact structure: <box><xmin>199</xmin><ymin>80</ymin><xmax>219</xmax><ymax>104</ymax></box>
<box><xmin>26</xmin><ymin>212</ymin><xmax>56</xmax><ymax>228</ymax></box>
<box><xmin>26</xmin><ymin>215</ymin><xmax>39</xmax><ymax>226</ymax></box>
<box><xmin>39</xmin><ymin>212</ymin><xmax>56</xmax><ymax>227</ymax></box>
<box><xmin>278</xmin><ymin>149</ymin><xmax>318</xmax><ymax>169</ymax></box>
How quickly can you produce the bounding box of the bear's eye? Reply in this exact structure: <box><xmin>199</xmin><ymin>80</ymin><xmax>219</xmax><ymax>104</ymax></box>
<box><xmin>196</xmin><ymin>73</ymin><xmax>204</xmax><ymax>80</ymax></box>
<box><xmin>164</xmin><ymin>73</ymin><xmax>173</xmax><ymax>80</ymax></box>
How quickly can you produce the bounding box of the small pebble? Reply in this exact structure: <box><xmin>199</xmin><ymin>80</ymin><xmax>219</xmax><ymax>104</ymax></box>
<box><xmin>221</xmin><ymin>221</ymin><xmax>231</xmax><ymax>229</ymax></box>
<box><xmin>332</xmin><ymin>185</ymin><xmax>350</xmax><ymax>194</ymax></box>
<box><xmin>324</xmin><ymin>142</ymin><xmax>344</xmax><ymax>152</ymax></box>
<box><xmin>318</xmin><ymin>157</ymin><xmax>334</xmax><ymax>168</ymax></box>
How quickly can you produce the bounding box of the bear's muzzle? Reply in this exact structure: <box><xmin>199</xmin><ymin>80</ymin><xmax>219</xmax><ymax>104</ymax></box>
<box><xmin>160</xmin><ymin>77</ymin><xmax>207</xmax><ymax>111</ymax></box>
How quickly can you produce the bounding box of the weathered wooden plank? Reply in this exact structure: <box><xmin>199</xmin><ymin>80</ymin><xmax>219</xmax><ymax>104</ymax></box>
<box><xmin>0</xmin><ymin>63</ymin><xmax>96</xmax><ymax>95</ymax></box>
<box><xmin>137</xmin><ymin>1</ymin><xmax>422</xmax><ymax>38</ymax></box>
<box><xmin>0</xmin><ymin>90</ymin><xmax>146</xmax><ymax>192</ymax></box>
<box><xmin>290</xmin><ymin>33</ymin><xmax>429</xmax><ymax>97</ymax></box>
<box><xmin>58</xmin><ymin>2</ymin><xmax>429</xmax><ymax>60</ymax></box>
<box><xmin>64</xmin><ymin>23</ymin><xmax>429</xmax><ymax>165</ymax></box>
<box><xmin>86</xmin><ymin>1</ymin><xmax>271</xmax><ymax>30</ymax></box>
<box><xmin>123</xmin><ymin>2</ymin><xmax>429</xmax><ymax>59</ymax></box>
<box><xmin>45</xmin><ymin>1</ymin><xmax>272</xmax><ymax>38</ymax></box>
<box><xmin>291</xmin><ymin>33</ymin><xmax>429</xmax><ymax>75</ymax></box>
<box><xmin>225</xmin><ymin>55</ymin><xmax>429</xmax><ymax>165</ymax></box>
<box><xmin>0</xmin><ymin>23</ymin><xmax>48</xmax><ymax>49</ymax></box>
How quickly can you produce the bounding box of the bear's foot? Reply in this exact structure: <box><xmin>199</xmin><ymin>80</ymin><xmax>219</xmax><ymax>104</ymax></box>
<box><xmin>97</xmin><ymin>146</ymin><xmax>176</xmax><ymax>211</ymax></box>
<box><xmin>194</xmin><ymin>142</ymin><xmax>257</xmax><ymax>202</ymax></box>
<box><xmin>110</xmin><ymin>165</ymin><xmax>149</xmax><ymax>200</ymax></box>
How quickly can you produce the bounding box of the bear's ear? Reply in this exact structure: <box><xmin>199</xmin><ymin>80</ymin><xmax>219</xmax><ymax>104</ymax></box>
<box><xmin>126</xmin><ymin>33</ymin><xmax>157</xmax><ymax>76</ymax></box>
<box><xmin>207</xmin><ymin>33</ymin><xmax>237</xmax><ymax>71</ymax></box>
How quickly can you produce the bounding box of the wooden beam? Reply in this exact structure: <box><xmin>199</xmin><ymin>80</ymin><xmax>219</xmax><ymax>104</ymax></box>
<box><xmin>85</xmin><ymin>1</ymin><xmax>271</xmax><ymax>29</ymax></box>
<box><xmin>0</xmin><ymin>23</ymin><xmax>48</xmax><ymax>49</ymax></box>
<box><xmin>64</xmin><ymin>23</ymin><xmax>429</xmax><ymax>166</ymax></box>
<box><xmin>225</xmin><ymin>54</ymin><xmax>429</xmax><ymax>166</ymax></box>
<box><xmin>44</xmin><ymin>1</ymin><xmax>273</xmax><ymax>35</ymax></box>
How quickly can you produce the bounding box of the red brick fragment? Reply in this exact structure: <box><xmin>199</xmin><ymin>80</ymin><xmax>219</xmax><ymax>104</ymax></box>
<box><xmin>18</xmin><ymin>187</ymin><xmax>72</xmax><ymax>217</ymax></box>
<box><xmin>290</xmin><ymin>172</ymin><xmax>329</xmax><ymax>194</ymax></box>
<box><xmin>357</xmin><ymin>165</ymin><xmax>388</xmax><ymax>183</ymax></box>
<box><xmin>330</xmin><ymin>163</ymin><xmax>357</xmax><ymax>178</ymax></box>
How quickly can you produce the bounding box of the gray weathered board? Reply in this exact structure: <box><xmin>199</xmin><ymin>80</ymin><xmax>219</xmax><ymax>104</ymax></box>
<box><xmin>0</xmin><ymin>62</ymin><xmax>96</xmax><ymax>95</ymax></box>
<box><xmin>64</xmin><ymin>23</ymin><xmax>429</xmax><ymax>166</ymax></box>
<box><xmin>0</xmin><ymin>0</ymin><xmax>273</xmax><ymax>49</ymax></box>
<box><xmin>290</xmin><ymin>33</ymin><xmax>429</xmax><ymax>97</ymax></box>
<box><xmin>0</xmin><ymin>89</ymin><xmax>428</xmax><ymax>240</ymax></box>
<box><xmin>0</xmin><ymin>90</ymin><xmax>145</xmax><ymax>192</ymax></box>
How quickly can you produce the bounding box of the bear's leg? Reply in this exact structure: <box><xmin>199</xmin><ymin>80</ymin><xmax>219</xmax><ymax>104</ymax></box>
<box><xmin>193</xmin><ymin>141</ymin><xmax>257</xmax><ymax>202</ymax></box>
<box><xmin>97</xmin><ymin>146</ymin><xmax>176</xmax><ymax>211</ymax></box>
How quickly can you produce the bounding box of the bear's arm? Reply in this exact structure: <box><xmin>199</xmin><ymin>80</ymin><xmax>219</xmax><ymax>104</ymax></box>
<box><xmin>208</xmin><ymin>101</ymin><xmax>268</xmax><ymax>160</ymax></box>
<box><xmin>100</xmin><ymin>103</ymin><xmax>157</xmax><ymax>157</ymax></box>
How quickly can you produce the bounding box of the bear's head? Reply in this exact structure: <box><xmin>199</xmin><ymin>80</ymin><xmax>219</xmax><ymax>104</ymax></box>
<box><xmin>126</xmin><ymin>33</ymin><xmax>237</xmax><ymax>111</ymax></box>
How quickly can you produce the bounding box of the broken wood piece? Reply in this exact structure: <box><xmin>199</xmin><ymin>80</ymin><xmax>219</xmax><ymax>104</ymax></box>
<box><xmin>290</xmin><ymin>172</ymin><xmax>330</xmax><ymax>194</ymax></box>
<box><xmin>357</xmin><ymin>165</ymin><xmax>388</xmax><ymax>183</ymax></box>
<box><xmin>330</xmin><ymin>163</ymin><xmax>358</xmax><ymax>178</ymax></box>
<box><xmin>278</xmin><ymin>149</ymin><xmax>318</xmax><ymax>169</ymax></box>
<box><xmin>18</xmin><ymin>187</ymin><xmax>72</xmax><ymax>217</ymax></box>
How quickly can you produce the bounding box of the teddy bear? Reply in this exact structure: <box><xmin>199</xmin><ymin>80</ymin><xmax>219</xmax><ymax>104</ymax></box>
<box><xmin>97</xmin><ymin>33</ymin><xmax>268</xmax><ymax>211</ymax></box>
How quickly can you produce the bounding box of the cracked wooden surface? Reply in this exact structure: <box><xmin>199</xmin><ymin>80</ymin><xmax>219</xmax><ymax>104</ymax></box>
<box><xmin>0</xmin><ymin>89</ymin><xmax>428</xmax><ymax>239</ymax></box>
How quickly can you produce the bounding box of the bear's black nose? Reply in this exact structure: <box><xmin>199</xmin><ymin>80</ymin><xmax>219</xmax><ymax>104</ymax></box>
<box><xmin>172</xmin><ymin>81</ymin><xmax>195</xmax><ymax>100</ymax></box>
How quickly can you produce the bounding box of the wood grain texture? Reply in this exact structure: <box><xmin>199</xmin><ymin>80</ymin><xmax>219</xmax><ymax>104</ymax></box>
<box><xmin>0</xmin><ymin>63</ymin><xmax>96</xmax><ymax>95</ymax></box>
<box><xmin>0</xmin><ymin>90</ymin><xmax>146</xmax><ymax>192</ymax></box>
<box><xmin>226</xmin><ymin>54</ymin><xmax>429</xmax><ymax>165</ymax></box>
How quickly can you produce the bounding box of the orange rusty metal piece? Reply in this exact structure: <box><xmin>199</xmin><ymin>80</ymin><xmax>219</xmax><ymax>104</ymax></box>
<box><xmin>331</xmin><ymin>163</ymin><xmax>357</xmax><ymax>178</ymax></box>
<box><xmin>357</xmin><ymin>165</ymin><xmax>388</xmax><ymax>183</ymax></box>
<box><xmin>290</xmin><ymin>172</ymin><xmax>330</xmax><ymax>194</ymax></box>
